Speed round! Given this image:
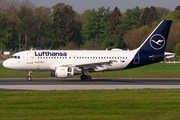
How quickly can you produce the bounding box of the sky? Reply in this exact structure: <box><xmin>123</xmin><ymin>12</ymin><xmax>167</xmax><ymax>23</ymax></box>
<box><xmin>24</xmin><ymin>0</ymin><xmax>180</xmax><ymax>13</ymax></box>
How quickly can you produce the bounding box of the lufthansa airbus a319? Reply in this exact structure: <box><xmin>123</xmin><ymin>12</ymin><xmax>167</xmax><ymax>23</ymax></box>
<box><xmin>3</xmin><ymin>20</ymin><xmax>175</xmax><ymax>81</ymax></box>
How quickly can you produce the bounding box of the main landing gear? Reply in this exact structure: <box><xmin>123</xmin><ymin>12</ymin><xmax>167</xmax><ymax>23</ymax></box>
<box><xmin>80</xmin><ymin>71</ymin><xmax>92</xmax><ymax>81</ymax></box>
<box><xmin>27</xmin><ymin>71</ymin><xmax>32</xmax><ymax>81</ymax></box>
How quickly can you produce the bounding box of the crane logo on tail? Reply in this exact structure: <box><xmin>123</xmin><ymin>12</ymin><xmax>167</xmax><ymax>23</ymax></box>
<box><xmin>150</xmin><ymin>34</ymin><xmax>165</xmax><ymax>50</ymax></box>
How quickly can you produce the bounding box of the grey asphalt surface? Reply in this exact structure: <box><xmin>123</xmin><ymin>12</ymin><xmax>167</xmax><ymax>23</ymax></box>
<box><xmin>1</xmin><ymin>78</ymin><xmax>180</xmax><ymax>91</ymax></box>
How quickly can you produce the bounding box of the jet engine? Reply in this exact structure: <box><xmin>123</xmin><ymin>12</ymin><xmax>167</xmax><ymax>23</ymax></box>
<box><xmin>50</xmin><ymin>67</ymin><xmax>74</xmax><ymax>78</ymax></box>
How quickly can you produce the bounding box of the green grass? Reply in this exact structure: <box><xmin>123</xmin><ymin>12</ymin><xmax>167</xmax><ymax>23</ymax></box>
<box><xmin>0</xmin><ymin>89</ymin><xmax>180</xmax><ymax>119</ymax></box>
<box><xmin>1</xmin><ymin>63</ymin><xmax>180</xmax><ymax>78</ymax></box>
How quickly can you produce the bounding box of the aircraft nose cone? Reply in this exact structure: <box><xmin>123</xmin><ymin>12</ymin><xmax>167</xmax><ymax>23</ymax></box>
<box><xmin>3</xmin><ymin>60</ymin><xmax>9</xmax><ymax>68</ymax></box>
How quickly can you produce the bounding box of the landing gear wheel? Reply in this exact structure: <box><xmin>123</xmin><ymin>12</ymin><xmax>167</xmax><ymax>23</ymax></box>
<box><xmin>27</xmin><ymin>71</ymin><xmax>32</xmax><ymax>81</ymax></box>
<box><xmin>86</xmin><ymin>76</ymin><xmax>92</xmax><ymax>81</ymax></box>
<box><xmin>27</xmin><ymin>76</ymin><xmax>32</xmax><ymax>81</ymax></box>
<box><xmin>81</xmin><ymin>75</ymin><xmax>87</xmax><ymax>81</ymax></box>
<box><xmin>80</xmin><ymin>75</ymin><xmax>92</xmax><ymax>81</ymax></box>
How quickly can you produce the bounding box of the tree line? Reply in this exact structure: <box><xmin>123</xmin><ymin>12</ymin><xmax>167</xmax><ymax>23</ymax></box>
<box><xmin>0</xmin><ymin>0</ymin><xmax>180</xmax><ymax>55</ymax></box>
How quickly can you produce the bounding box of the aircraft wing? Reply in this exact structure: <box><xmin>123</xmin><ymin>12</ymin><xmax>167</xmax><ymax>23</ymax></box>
<box><xmin>75</xmin><ymin>60</ymin><xmax>117</xmax><ymax>69</ymax></box>
<box><xmin>50</xmin><ymin>60</ymin><xmax>117</xmax><ymax>71</ymax></box>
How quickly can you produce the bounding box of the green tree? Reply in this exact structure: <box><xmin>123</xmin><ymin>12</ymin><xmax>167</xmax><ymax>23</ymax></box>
<box><xmin>52</xmin><ymin>4</ymin><xmax>79</xmax><ymax>49</ymax></box>
<box><xmin>81</xmin><ymin>7</ymin><xmax>111</xmax><ymax>49</ymax></box>
<box><xmin>17</xmin><ymin>6</ymin><xmax>33</xmax><ymax>50</ymax></box>
<box><xmin>32</xmin><ymin>7</ymin><xmax>51</xmax><ymax>48</ymax></box>
<box><xmin>164</xmin><ymin>10</ymin><xmax>180</xmax><ymax>22</ymax></box>
<box><xmin>120</xmin><ymin>6</ymin><xmax>141</xmax><ymax>34</ymax></box>
<box><xmin>101</xmin><ymin>34</ymin><xmax>124</xmax><ymax>50</ymax></box>
<box><xmin>109</xmin><ymin>7</ymin><xmax>122</xmax><ymax>35</ymax></box>
<box><xmin>140</xmin><ymin>6</ymin><xmax>159</xmax><ymax>27</ymax></box>
<box><xmin>51</xmin><ymin>2</ymin><xmax>66</xmax><ymax>22</ymax></box>
<box><xmin>166</xmin><ymin>21</ymin><xmax>180</xmax><ymax>52</ymax></box>
<box><xmin>156</xmin><ymin>7</ymin><xmax>170</xmax><ymax>20</ymax></box>
<box><xmin>175</xmin><ymin>6</ymin><xmax>180</xmax><ymax>11</ymax></box>
<box><xmin>53</xmin><ymin>6</ymin><xmax>74</xmax><ymax>41</ymax></box>
<box><xmin>173</xmin><ymin>42</ymin><xmax>180</xmax><ymax>55</ymax></box>
<box><xmin>123</xmin><ymin>25</ymin><xmax>154</xmax><ymax>49</ymax></box>
<box><xmin>81</xmin><ymin>10</ymin><xmax>96</xmax><ymax>42</ymax></box>
<box><xmin>0</xmin><ymin>13</ymin><xmax>11</xmax><ymax>52</ymax></box>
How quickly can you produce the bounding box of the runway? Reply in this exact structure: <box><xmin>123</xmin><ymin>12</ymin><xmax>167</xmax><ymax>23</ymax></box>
<box><xmin>1</xmin><ymin>78</ymin><xmax>180</xmax><ymax>91</ymax></box>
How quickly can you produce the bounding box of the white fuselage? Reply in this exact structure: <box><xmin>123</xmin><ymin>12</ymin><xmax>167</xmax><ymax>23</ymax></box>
<box><xmin>3</xmin><ymin>49</ymin><xmax>137</xmax><ymax>72</ymax></box>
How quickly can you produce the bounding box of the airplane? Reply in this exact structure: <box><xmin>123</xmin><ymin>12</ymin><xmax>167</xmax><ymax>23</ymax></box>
<box><xmin>3</xmin><ymin>20</ymin><xmax>176</xmax><ymax>81</ymax></box>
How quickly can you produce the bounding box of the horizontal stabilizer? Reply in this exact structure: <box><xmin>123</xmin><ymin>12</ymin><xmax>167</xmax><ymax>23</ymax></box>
<box><xmin>149</xmin><ymin>52</ymin><xmax>176</xmax><ymax>60</ymax></box>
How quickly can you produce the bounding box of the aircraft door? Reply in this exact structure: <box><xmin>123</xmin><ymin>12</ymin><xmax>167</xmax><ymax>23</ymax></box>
<box><xmin>27</xmin><ymin>52</ymin><xmax>33</xmax><ymax>64</ymax></box>
<box><xmin>134</xmin><ymin>53</ymin><xmax>140</xmax><ymax>64</ymax></box>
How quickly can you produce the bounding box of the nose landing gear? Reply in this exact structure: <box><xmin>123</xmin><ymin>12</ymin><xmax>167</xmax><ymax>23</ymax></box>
<box><xmin>27</xmin><ymin>71</ymin><xmax>32</xmax><ymax>81</ymax></box>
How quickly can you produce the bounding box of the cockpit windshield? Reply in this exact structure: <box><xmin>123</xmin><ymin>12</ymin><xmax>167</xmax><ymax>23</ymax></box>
<box><xmin>11</xmin><ymin>56</ymin><xmax>20</xmax><ymax>59</ymax></box>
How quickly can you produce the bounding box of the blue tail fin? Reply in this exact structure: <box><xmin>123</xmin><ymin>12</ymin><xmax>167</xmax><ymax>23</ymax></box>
<box><xmin>138</xmin><ymin>20</ymin><xmax>172</xmax><ymax>53</ymax></box>
<box><xmin>125</xmin><ymin>20</ymin><xmax>172</xmax><ymax>69</ymax></box>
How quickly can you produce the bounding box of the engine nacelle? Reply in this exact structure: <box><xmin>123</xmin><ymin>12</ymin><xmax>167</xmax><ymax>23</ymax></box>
<box><xmin>54</xmin><ymin>67</ymin><xmax>74</xmax><ymax>78</ymax></box>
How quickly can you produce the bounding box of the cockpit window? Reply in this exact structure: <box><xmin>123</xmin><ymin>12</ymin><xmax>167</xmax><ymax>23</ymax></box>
<box><xmin>10</xmin><ymin>56</ymin><xmax>20</xmax><ymax>59</ymax></box>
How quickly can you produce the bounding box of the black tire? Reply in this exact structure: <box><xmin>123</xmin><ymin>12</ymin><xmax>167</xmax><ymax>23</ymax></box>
<box><xmin>27</xmin><ymin>76</ymin><xmax>32</xmax><ymax>81</ymax></box>
<box><xmin>86</xmin><ymin>76</ymin><xmax>92</xmax><ymax>81</ymax></box>
<box><xmin>80</xmin><ymin>75</ymin><xmax>87</xmax><ymax>81</ymax></box>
